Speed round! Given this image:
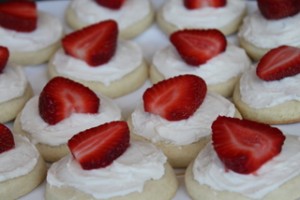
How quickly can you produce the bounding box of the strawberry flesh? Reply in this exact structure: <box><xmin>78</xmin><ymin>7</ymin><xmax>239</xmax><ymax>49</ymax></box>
<box><xmin>62</xmin><ymin>20</ymin><xmax>118</xmax><ymax>67</ymax></box>
<box><xmin>0</xmin><ymin>46</ymin><xmax>9</xmax><ymax>73</ymax></box>
<box><xmin>256</xmin><ymin>45</ymin><xmax>300</xmax><ymax>81</ymax></box>
<box><xmin>68</xmin><ymin>121</ymin><xmax>130</xmax><ymax>170</ymax></box>
<box><xmin>257</xmin><ymin>0</ymin><xmax>300</xmax><ymax>20</ymax></box>
<box><xmin>212</xmin><ymin>116</ymin><xmax>285</xmax><ymax>174</ymax></box>
<box><xmin>95</xmin><ymin>0</ymin><xmax>126</xmax><ymax>10</ymax></box>
<box><xmin>0</xmin><ymin>0</ymin><xmax>37</xmax><ymax>32</ymax></box>
<box><xmin>170</xmin><ymin>29</ymin><xmax>227</xmax><ymax>66</ymax></box>
<box><xmin>0</xmin><ymin>123</ymin><xmax>15</xmax><ymax>154</ymax></box>
<box><xmin>143</xmin><ymin>74</ymin><xmax>207</xmax><ymax>121</ymax></box>
<box><xmin>39</xmin><ymin>77</ymin><xmax>100</xmax><ymax>125</ymax></box>
<box><xmin>184</xmin><ymin>0</ymin><xmax>227</xmax><ymax>9</ymax></box>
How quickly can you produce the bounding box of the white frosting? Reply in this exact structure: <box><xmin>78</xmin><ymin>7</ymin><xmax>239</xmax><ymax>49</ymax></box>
<box><xmin>162</xmin><ymin>0</ymin><xmax>246</xmax><ymax>30</ymax></box>
<box><xmin>238</xmin><ymin>11</ymin><xmax>300</xmax><ymax>48</ymax></box>
<box><xmin>193</xmin><ymin>136</ymin><xmax>300</xmax><ymax>199</ymax></box>
<box><xmin>69</xmin><ymin>0</ymin><xmax>151</xmax><ymax>30</ymax></box>
<box><xmin>0</xmin><ymin>12</ymin><xmax>63</xmax><ymax>52</ymax></box>
<box><xmin>239</xmin><ymin>66</ymin><xmax>300</xmax><ymax>108</ymax></box>
<box><xmin>0</xmin><ymin>64</ymin><xmax>27</xmax><ymax>103</ymax></box>
<box><xmin>153</xmin><ymin>44</ymin><xmax>251</xmax><ymax>85</ymax></box>
<box><xmin>131</xmin><ymin>93</ymin><xmax>236</xmax><ymax>145</ymax></box>
<box><xmin>52</xmin><ymin>40</ymin><xmax>143</xmax><ymax>86</ymax></box>
<box><xmin>0</xmin><ymin>134</ymin><xmax>39</xmax><ymax>182</ymax></box>
<box><xmin>20</xmin><ymin>94</ymin><xmax>121</xmax><ymax>146</ymax></box>
<box><xmin>47</xmin><ymin>140</ymin><xmax>167</xmax><ymax>199</ymax></box>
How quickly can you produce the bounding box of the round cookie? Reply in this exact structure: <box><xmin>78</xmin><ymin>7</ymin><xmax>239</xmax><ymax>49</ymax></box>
<box><xmin>150</xmin><ymin>41</ymin><xmax>251</xmax><ymax>98</ymax></box>
<box><xmin>233</xmin><ymin>80</ymin><xmax>300</xmax><ymax>125</ymax></box>
<box><xmin>45</xmin><ymin>163</ymin><xmax>177</xmax><ymax>200</ymax></box>
<box><xmin>129</xmin><ymin>75</ymin><xmax>241</xmax><ymax>168</ymax></box>
<box><xmin>238</xmin><ymin>10</ymin><xmax>300</xmax><ymax>61</ymax></box>
<box><xmin>13</xmin><ymin>77</ymin><xmax>122</xmax><ymax>163</ymax></box>
<box><xmin>0</xmin><ymin>132</ymin><xmax>47</xmax><ymax>199</ymax></box>
<box><xmin>45</xmin><ymin>137</ymin><xmax>178</xmax><ymax>200</ymax></box>
<box><xmin>185</xmin><ymin>132</ymin><xmax>300</xmax><ymax>200</ymax></box>
<box><xmin>0</xmin><ymin>11</ymin><xmax>63</xmax><ymax>65</ymax></box>
<box><xmin>156</xmin><ymin>0</ymin><xmax>247</xmax><ymax>36</ymax></box>
<box><xmin>65</xmin><ymin>0</ymin><xmax>154</xmax><ymax>39</ymax></box>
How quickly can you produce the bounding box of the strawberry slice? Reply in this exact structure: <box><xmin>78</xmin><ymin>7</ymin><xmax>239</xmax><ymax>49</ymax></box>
<box><xmin>256</xmin><ymin>45</ymin><xmax>300</xmax><ymax>81</ymax></box>
<box><xmin>170</xmin><ymin>29</ymin><xmax>227</xmax><ymax>66</ymax></box>
<box><xmin>257</xmin><ymin>0</ymin><xmax>300</xmax><ymax>20</ymax></box>
<box><xmin>0</xmin><ymin>46</ymin><xmax>9</xmax><ymax>73</ymax></box>
<box><xmin>143</xmin><ymin>74</ymin><xmax>207</xmax><ymax>121</ymax></box>
<box><xmin>184</xmin><ymin>0</ymin><xmax>227</xmax><ymax>9</ymax></box>
<box><xmin>95</xmin><ymin>0</ymin><xmax>125</xmax><ymax>10</ymax></box>
<box><xmin>39</xmin><ymin>77</ymin><xmax>100</xmax><ymax>125</ymax></box>
<box><xmin>0</xmin><ymin>123</ymin><xmax>15</xmax><ymax>154</ymax></box>
<box><xmin>62</xmin><ymin>19</ymin><xmax>118</xmax><ymax>67</ymax></box>
<box><xmin>0</xmin><ymin>0</ymin><xmax>37</xmax><ymax>32</ymax></box>
<box><xmin>212</xmin><ymin>116</ymin><xmax>285</xmax><ymax>174</ymax></box>
<box><xmin>68</xmin><ymin>121</ymin><xmax>130</xmax><ymax>170</ymax></box>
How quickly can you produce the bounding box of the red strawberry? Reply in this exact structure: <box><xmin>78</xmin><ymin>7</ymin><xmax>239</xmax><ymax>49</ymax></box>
<box><xmin>212</xmin><ymin>116</ymin><xmax>285</xmax><ymax>174</ymax></box>
<box><xmin>170</xmin><ymin>29</ymin><xmax>227</xmax><ymax>66</ymax></box>
<box><xmin>0</xmin><ymin>0</ymin><xmax>37</xmax><ymax>32</ymax></box>
<box><xmin>68</xmin><ymin>121</ymin><xmax>130</xmax><ymax>170</ymax></box>
<box><xmin>95</xmin><ymin>0</ymin><xmax>125</xmax><ymax>10</ymax></box>
<box><xmin>0</xmin><ymin>46</ymin><xmax>9</xmax><ymax>73</ymax></box>
<box><xmin>39</xmin><ymin>77</ymin><xmax>100</xmax><ymax>125</ymax></box>
<box><xmin>0</xmin><ymin>123</ymin><xmax>15</xmax><ymax>154</ymax></box>
<box><xmin>257</xmin><ymin>0</ymin><xmax>300</xmax><ymax>20</ymax></box>
<box><xmin>143</xmin><ymin>74</ymin><xmax>207</xmax><ymax>121</ymax></box>
<box><xmin>184</xmin><ymin>0</ymin><xmax>227</xmax><ymax>9</ymax></box>
<box><xmin>256</xmin><ymin>45</ymin><xmax>300</xmax><ymax>81</ymax></box>
<box><xmin>62</xmin><ymin>20</ymin><xmax>118</xmax><ymax>67</ymax></box>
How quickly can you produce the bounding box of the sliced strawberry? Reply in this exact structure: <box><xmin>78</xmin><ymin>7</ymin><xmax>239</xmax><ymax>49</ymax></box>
<box><xmin>0</xmin><ymin>123</ymin><xmax>15</xmax><ymax>154</ymax></box>
<box><xmin>95</xmin><ymin>0</ymin><xmax>125</xmax><ymax>10</ymax></box>
<box><xmin>0</xmin><ymin>46</ymin><xmax>9</xmax><ymax>73</ymax></box>
<box><xmin>0</xmin><ymin>0</ymin><xmax>37</xmax><ymax>32</ymax></box>
<box><xmin>143</xmin><ymin>74</ymin><xmax>207</xmax><ymax>121</ymax></box>
<box><xmin>184</xmin><ymin>0</ymin><xmax>227</xmax><ymax>9</ymax></box>
<box><xmin>68</xmin><ymin>121</ymin><xmax>130</xmax><ymax>170</ymax></box>
<box><xmin>256</xmin><ymin>45</ymin><xmax>300</xmax><ymax>81</ymax></box>
<box><xmin>257</xmin><ymin>0</ymin><xmax>300</xmax><ymax>20</ymax></box>
<box><xmin>170</xmin><ymin>29</ymin><xmax>227</xmax><ymax>66</ymax></box>
<box><xmin>62</xmin><ymin>20</ymin><xmax>118</xmax><ymax>67</ymax></box>
<box><xmin>39</xmin><ymin>77</ymin><xmax>100</xmax><ymax>125</ymax></box>
<box><xmin>212</xmin><ymin>116</ymin><xmax>285</xmax><ymax>174</ymax></box>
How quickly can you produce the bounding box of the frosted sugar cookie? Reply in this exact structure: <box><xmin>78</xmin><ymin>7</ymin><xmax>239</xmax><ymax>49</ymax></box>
<box><xmin>0</xmin><ymin>1</ymin><xmax>63</xmax><ymax>65</ymax></box>
<box><xmin>129</xmin><ymin>75</ymin><xmax>241</xmax><ymax>168</ymax></box>
<box><xmin>0</xmin><ymin>123</ymin><xmax>47</xmax><ymax>199</ymax></box>
<box><xmin>65</xmin><ymin>0</ymin><xmax>154</xmax><ymax>39</ymax></box>
<box><xmin>14</xmin><ymin>77</ymin><xmax>122</xmax><ymax>162</ymax></box>
<box><xmin>45</xmin><ymin>121</ymin><xmax>178</xmax><ymax>200</ymax></box>
<box><xmin>48</xmin><ymin>20</ymin><xmax>148</xmax><ymax>98</ymax></box>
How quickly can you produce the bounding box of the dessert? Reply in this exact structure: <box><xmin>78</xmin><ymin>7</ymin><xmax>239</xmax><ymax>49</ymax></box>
<box><xmin>129</xmin><ymin>74</ymin><xmax>241</xmax><ymax>168</ymax></box>
<box><xmin>156</xmin><ymin>0</ymin><xmax>247</xmax><ymax>36</ymax></box>
<box><xmin>0</xmin><ymin>0</ymin><xmax>63</xmax><ymax>65</ymax></box>
<box><xmin>233</xmin><ymin>45</ymin><xmax>300</xmax><ymax>124</ymax></box>
<box><xmin>150</xmin><ymin>29</ymin><xmax>251</xmax><ymax>97</ymax></box>
<box><xmin>45</xmin><ymin>121</ymin><xmax>178</xmax><ymax>200</ymax></box>
<box><xmin>238</xmin><ymin>0</ymin><xmax>300</xmax><ymax>61</ymax></box>
<box><xmin>65</xmin><ymin>0</ymin><xmax>154</xmax><ymax>39</ymax></box>
<box><xmin>185</xmin><ymin>116</ymin><xmax>300</xmax><ymax>200</ymax></box>
<box><xmin>13</xmin><ymin>76</ymin><xmax>122</xmax><ymax>162</ymax></box>
<box><xmin>0</xmin><ymin>123</ymin><xmax>47</xmax><ymax>199</ymax></box>
<box><xmin>48</xmin><ymin>20</ymin><xmax>148</xmax><ymax>98</ymax></box>
<box><xmin>0</xmin><ymin>46</ymin><xmax>33</xmax><ymax>123</ymax></box>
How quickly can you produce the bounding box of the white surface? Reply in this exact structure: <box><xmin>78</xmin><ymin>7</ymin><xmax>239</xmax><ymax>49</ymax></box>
<box><xmin>11</xmin><ymin>0</ymin><xmax>299</xmax><ymax>199</ymax></box>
